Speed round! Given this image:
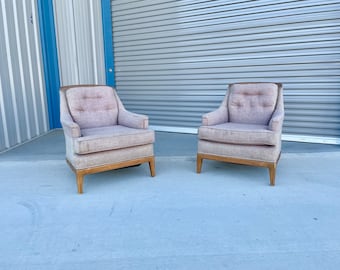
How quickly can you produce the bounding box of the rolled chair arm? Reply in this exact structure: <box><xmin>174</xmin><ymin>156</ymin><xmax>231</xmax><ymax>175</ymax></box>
<box><xmin>118</xmin><ymin>109</ymin><xmax>149</xmax><ymax>129</ymax></box>
<box><xmin>202</xmin><ymin>106</ymin><xmax>228</xmax><ymax>126</ymax></box>
<box><xmin>269</xmin><ymin>110</ymin><xmax>284</xmax><ymax>131</ymax></box>
<box><xmin>61</xmin><ymin>119</ymin><xmax>81</xmax><ymax>138</ymax></box>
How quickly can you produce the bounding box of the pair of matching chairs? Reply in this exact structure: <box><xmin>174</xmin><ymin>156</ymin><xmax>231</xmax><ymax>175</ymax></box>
<box><xmin>60</xmin><ymin>83</ymin><xmax>284</xmax><ymax>193</ymax></box>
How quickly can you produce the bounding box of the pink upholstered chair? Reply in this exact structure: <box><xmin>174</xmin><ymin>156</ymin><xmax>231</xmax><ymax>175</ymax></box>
<box><xmin>60</xmin><ymin>85</ymin><xmax>155</xmax><ymax>193</ymax></box>
<box><xmin>197</xmin><ymin>82</ymin><xmax>284</xmax><ymax>185</ymax></box>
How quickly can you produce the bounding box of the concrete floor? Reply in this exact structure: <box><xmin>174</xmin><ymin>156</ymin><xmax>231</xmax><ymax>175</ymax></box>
<box><xmin>1</xmin><ymin>130</ymin><xmax>340</xmax><ymax>269</ymax></box>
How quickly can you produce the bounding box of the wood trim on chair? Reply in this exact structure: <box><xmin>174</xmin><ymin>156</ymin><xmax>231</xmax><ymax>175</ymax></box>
<box><xmin>66</xmin><ymin>156</ymin><xmax>156</xmax><ymax>194</ymax></box>
<box><xmin>60</xmin><ymin>84</ymin><xmax>110</xmax><ymax>93</ymax></box>
<box><xmin>229</xmin><ymin>82</ymin><xmax>282</xmax><ymax>88</ymax></box>
<box><xmin>196</xmin><ymin>153</ymin><xmax>280</xmax><ymax>186</ymax></box>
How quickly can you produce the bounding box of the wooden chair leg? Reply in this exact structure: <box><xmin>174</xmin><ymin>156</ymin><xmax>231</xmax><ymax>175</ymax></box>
<box><xmin>149</xmin><ymin>157</ymin><xmax>156</xmax><ymax>177</ymax></box>
<box><xmin>268</xmin><ymin>163</ymin><xmax>276</xmax><ymax>186</ymax></box>
<box><xmin>197</xmin><ymin>154</ymin><xmax>203</xmax><ymax>173</ymax></box>
<box><xmin>76</xmin><ymin>172</ymin><xmax>84</xmax><ymax>194</ymax></box>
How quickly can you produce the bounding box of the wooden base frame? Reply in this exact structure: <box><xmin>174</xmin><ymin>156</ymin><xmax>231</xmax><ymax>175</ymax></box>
<box><xmin>66</xmin><ymin>156</ymin><xmax>156</xmax><ymax>194</ymax></box>
<box><xmin>196</xmin><ymin>153</ymin><xmax>280</xmax><ymax>186</ymax></box>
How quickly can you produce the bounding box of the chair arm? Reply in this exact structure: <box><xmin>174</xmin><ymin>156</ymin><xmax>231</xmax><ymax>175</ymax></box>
<box><xmin>202</xmin><ymin>106</ymin><xmax>228</xmax><ymax>126</ymax></box>
<box><xmin>269</xmin><ymin>110</ymin><xmax>284</xmax><ymax>131</ymax></box>
<box><xmin>118</xmin><ymin>109</ymin><xmax>149</xmax><ymax>129</ymax></box>
<box><xmin>61</xmin><ymin>119</ymin><xmax>81</xmax><ymax>138</ymax></box>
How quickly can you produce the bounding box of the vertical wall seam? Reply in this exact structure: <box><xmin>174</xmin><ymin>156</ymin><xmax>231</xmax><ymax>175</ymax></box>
<box><xmin>52</xmin><ymin>0</ymin><xmax>63</xmax><ymax>86</ymax></box>
<box><xmin>12</xmin><ymin>0</ymin><xmax>31</xmax><ymax>139</ymax></box>
<box><xmin>31</xmin><ymin>0</ymin><xmax>48</xmax><ymax>132</ymax></box>
<box><xmin>23</xmin><ymin>0</ymin><xmax>40</xmax><ymax>135</ymax></box>
<box><xmin>89</xmin><ymin>0</ymin><xmax>99</xmax><ymax>84</ymax></box>
<box><xmin>0</xmin><ymin>75</ymin><xmax>10</xmax><ymax>148</ymax></box>
<box><xmin>71</xmin><ymin>0</ymin><xmax>80</xmax><ymax>85</ymax></box>
<box><xmin>1</xmin><ymin>0</ymin><xmax>21</xmax><ymax>143</ymax></box>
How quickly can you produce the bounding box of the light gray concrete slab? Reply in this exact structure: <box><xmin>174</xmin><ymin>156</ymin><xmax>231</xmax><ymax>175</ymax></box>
<box><xmin>1</xmin><ymin>148</ymin><xmax>340</xmax><ymax>269</ymax></box>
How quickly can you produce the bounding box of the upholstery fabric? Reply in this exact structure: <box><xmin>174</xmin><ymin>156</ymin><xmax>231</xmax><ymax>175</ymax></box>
<box><xmin>269</xmin><ymin>90</ymin><xmax>285</xmax><ymax>132</ymax></box>
<box><xmin>202</xmin><ymin>106</ymin><xmax>228</xmax><ymax>126</ymax></box>
<box><xmin>199</xmin><ymin>123</ymin><xmax>279</xmax><ymax>146</ymax></box>
<box><xmin>198</xmin><ymin>139</ymin><xmax>281</xmax><ymax>163</ymax></box>
<box><xmin>60</xmin><ymin>84</ymin><xmax>155</xmax><ymax>171</ymax></box>
<box><xmin>118</xmin><ymin>109</ymin><xmax>149</xmax><ymax>129</ymax></box>
<box><xmin>228</xmin><ymin>83</ymin><xmax>278</xmax><ymax>125</ymax></box>
<box><xmin>65</xmin><ymin>134</ymin><xmax>154</xmax><ymax>170</ymax></box>
<box><xmin>197</xmin><ymin>82</ymin><xmax>284</xmax><ymax>164</ymax></box>
<box><xmin>74</xmin><ymin>125</ymin><xmax>155</xmax><ymax>155</ymax></box>
<box><xmin>66</xmin><ymin>86</ymin><xmax>118</xmax><ymax>129</ymax></box>
<box><xmin>60</xmin><ymin>90</ymin><xmax>81</xmax><ymax>138</ymax></box>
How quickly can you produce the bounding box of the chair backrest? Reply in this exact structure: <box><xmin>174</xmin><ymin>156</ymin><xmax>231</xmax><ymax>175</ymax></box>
<box><xmin>228</xmin><ymin>82</ymin><xmax>279</xmax><ymax>125</ymax></box>
<box><xmin>64</xmin><ymin>85</ymin><xmax>119</xmax><ymax>129</ymax></box>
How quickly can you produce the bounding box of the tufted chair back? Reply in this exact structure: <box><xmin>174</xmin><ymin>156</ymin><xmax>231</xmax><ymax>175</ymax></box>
<box><xmin>228</xmin><ymin>83</ymin><xmax>278</xmax><ymax>125</ymax></box>
<box><xmin>65</xmin><ymin>86</ymin><xmax>119</xmax><ymax>129</ymax></box>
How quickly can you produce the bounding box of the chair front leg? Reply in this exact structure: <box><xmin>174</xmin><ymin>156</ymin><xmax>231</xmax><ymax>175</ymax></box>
<box><xmin>149</xmin><ymin>156</ymin><xmax>156</xmax><ymax>177</ymax></box>
<box><xmin>197</xmin><ymin>154</ymin><xmax>203</xmax><ymax>173</ymax></box>
<box><xmin>76</xmin><ymin>172</ymin><xmax>84</xmax><ymax>194</ymax></box>
<box><xmin>268</xmin><ymin>163</ymin><xmax>276</xmax><ymax>186</ymax></box>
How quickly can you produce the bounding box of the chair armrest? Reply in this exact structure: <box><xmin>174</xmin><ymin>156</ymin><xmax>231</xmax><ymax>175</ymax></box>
<box><xmin>118</xmin><ymin>109</ymin><xmax>149</xmax><ymax>129</ymax></box>
<box><xmin>202</xmin><ymin>106</ymin><xmax>228</xmax><ymax>126</ymax></box>
<box><xmin>61</xmin><ymin>119</ymin><xmax>81</xmax><ymax>138</ymax></box>
<box><xmin>269</xmin><ymin>110</ymin><xmax>284</xmax><ymax>131</ymax></box>
<box><xmin>60</xmin><ymin>88</ymin><xmax>81</xmax><ymax>138</ymax></box>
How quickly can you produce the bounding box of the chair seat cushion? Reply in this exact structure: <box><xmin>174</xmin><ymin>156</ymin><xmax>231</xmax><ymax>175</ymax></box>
<box><xmin>74</xmin><ymin>125</ymin><xmax>155</xmax><ymax>154</ymax></box>
<box><xmin>198</xmin><ymin>122</ymin><xmax>279</xmax><ymax>146</ymax></box>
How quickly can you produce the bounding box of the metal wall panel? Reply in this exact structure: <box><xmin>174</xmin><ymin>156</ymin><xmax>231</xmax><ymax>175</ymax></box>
<box><xmin>53</xmin><ymin>0</ymin><xmax>105</xmax><ymax>86</ymax></box>
<box><xmin>112</xmin><ymin>0</ymin><xmax>340</xmax><ymax>142</ymax></box>
<box><xmin>0</xmin><ymin>0</ymin><xmax>49</xmax><ymax>152</ymax></box>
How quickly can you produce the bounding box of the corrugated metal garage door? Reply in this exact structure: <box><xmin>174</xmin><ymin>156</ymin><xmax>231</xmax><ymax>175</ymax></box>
<box><xmin>112</xmin><ymin>0</ymin><xmax>340</xmax><ymax>143</ymax></box>
<box><xmin>0</xmin><ymin>0</ymin><xmax>49</xmax><ymax>152</ymax></box>
<box><xmin>53</xmin><ymin>0</ymin><xmax>106</xmax><ymax>86</ymax></box>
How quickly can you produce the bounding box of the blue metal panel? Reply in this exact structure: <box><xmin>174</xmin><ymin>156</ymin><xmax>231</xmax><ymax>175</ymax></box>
<box><xmin>37</xmin><ymin>0</ymin><xmax>61</xmax><ymax>128</ymax></box>
<box><xmin>101</xmin><ymin>0</ymin><xmax>115</xmax><ymax>87</ymax></box>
